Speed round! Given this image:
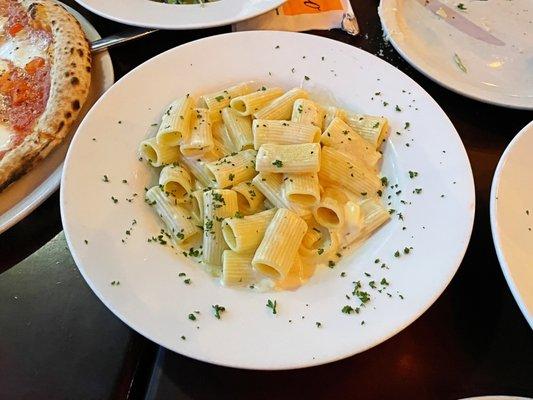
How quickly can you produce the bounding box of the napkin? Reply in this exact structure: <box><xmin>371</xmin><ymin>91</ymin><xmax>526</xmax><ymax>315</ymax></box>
<box><xmin>234</xmin><ymin>0</ymin><xmax>359</xmax><ymax>36</ymax></box>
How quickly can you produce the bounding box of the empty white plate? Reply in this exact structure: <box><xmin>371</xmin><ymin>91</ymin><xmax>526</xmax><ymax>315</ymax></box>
<box><xmin>61</xmin><ymin>31</ymin><xmax>475</xmax><ymax>369</ymax></box>
<box><xmin>491</xmin><ymin>120</ymin><xmax>533</xmax><ymax>329</ymax></box>
<box><xmin>0</xmin><ymin>4</ymin><xmax>114</xmax><ymax>234</ymax></box>
<box><xmin>73</xmin><ymin>0</ymin><xmax>284</xmax><ymax>30</ymax></box>
<box><xmin>379</xmin><ymin>0</ymin><xmax>533</xmax><ymax>110</ymax></box>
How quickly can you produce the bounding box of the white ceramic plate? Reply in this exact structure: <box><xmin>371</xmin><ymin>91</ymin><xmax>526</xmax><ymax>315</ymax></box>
<box><xmin>73</xmin><ymin>0</ymin><xmax>284</xmax><ymax>30</ymax></box>
<box><xmin>61</xmin><ymin>31</ymin><xmax>475</xmax><ymax>370</ymax></box>
<box><xmin>491</xmin><ymin>120</ymin><xmax>533</xmax><ymax>329</ymax></box>
<box><xmin>0</xmin><ymin>5</ymin><xmax>114</xmax><ymax>234</ymax></box>
<box><xmin>379</xmin><ymin>0</ymin><xmax>533</xmax><ymax>110</ymax></box>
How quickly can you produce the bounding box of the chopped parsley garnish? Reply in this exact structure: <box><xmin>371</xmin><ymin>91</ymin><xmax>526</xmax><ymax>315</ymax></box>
<box><xmin>457</xmin><ymin>3</ymin><xmax>466</xmax><ymax>10</ymax></box>
<box><xmin>110</xmin><ymin>280</ymin><xmax>120</xmax><ymax>286</ymax></box>
<box><xmin>381</xmin><ymin>278</ymin><xmax>389</xmax><ymax>286</ymax></box>
<box><xmin>102</xmin><ymin>175</ymin><xmax>109</xmax><ymax>182</ymax></box>
<box><xmin>328</xmin><ymin>260</ymin><xmax>336</xmax><ymax>268</ymax></box>
<box><xmin>228</xmin><ymin>173</ymin><xmax>235</xmax><ymax>181</ymax></box>
<box><xmin>381</xmin><ymin>176</ymin><xmax>389</xmax><ymax>187</ymax></box>
<box><xmin>84</xmin><ymin>240</ymin><xmax>88</xmax><ymax>245</ymax></box>
<box><xmin>315</xmin><ymin>322</ymin><xmax>322</xmax><ymax>328</ymax></box>
<box><xmin>394</xmin><ymin>250</ymin><xmax>400</xmax><ymax>258</ymax></box>
<box><xmin>183</xmin><ymin>278</ymin><xmax>191</xmax><ymax>285</ymax></box>
<box><xmin>188</xmin><ymin>313</ymin><xmax>196</xmax><ymax>321</ymax></box>
<box><xmin>372</xmin><ymin>122</ymin><xmax>380</xmax><ymax>129</ymax></box>
<box><xmin>234</xmin><ymin>211</ymin><xmax>244</xmax><ymax>219</ymax></box>
<box><xmin>317</xmin><ymin>248</ymin><xmax>324</xmax><ymax>255</ymax></box>
<box><xmin>272</xmin><ymin>160</ymin><xmax>283</xmax><ymax>168</ymax></box>
<box><xmin>340</xmin><ymin>272</ymin><xmax>346</xmax><ymax>277</ymax></box>
<box><xmin>408</xmin><ymin>170</ymin><xmax>418</xmax><ymax>178</ymax></box>
<box><xmin>454</xmin><ymin>53</ymin><xmax>468</xmax><ymax>73</ymax></box>
<box><xmin>214</xmin><ymin>95</ymin><xmax>225</xmax><ymax>102</ymax></box>
<box><xmin>304</xmin><ymin>76</ymin><xmax>310</xmax><ymax>81</ymax></box>
<box><xmin>111</xmin><ymin>196</ymin><xmax>118</xmax><ymax>204</ymax></box>
<box><xmin>266</xmin><ymin>299</ymin><xmax>277</xmax><ymax>314</ymax></box>
<box><xmin>395</xmin><ymin>105</ymin><xmax>402</xmax><ymax>112</ymax></box>
<box><xmin>180</xmin><ymin>335</ymin><xmax>186</xmax><ymax>340</ymax></box>
<box><xmin>212</xmin><ymin>304</ymin><xmax>226</xmax><ymax>319</ymax></box>
<box><xmin>342</xmin><ymin>305</ymin><xmax>355</xmax><ymax>314</ymax></box>
<box><xmin>403</xmin><ymin>247</ymin><xmax>410</xmax><ymax>254</ymax></box>
<box><xmin>404</xmin><ymin>122</ymin><xmax>410</xmax><ymax>130</ymax></box>
<box><xmin>414</xmin><ymin>188</ymin><xmax>422</xmax><ymax>194</ymax></box>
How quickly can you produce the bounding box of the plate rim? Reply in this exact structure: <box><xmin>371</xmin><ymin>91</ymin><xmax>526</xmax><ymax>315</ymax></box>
<box><xmin>490</xmin><ymin>119</ymin><xmax>533</xmax><ymax>329</ymax></box>
<box><xmin>0</xmin><ymin>3</ymin><xmax>115</xmax><ymax>235</ymax></box>
<box><xmin>72</xmin><ymin>0</ymin><xmax>285</xmax><ymax>30</ymax></box>
<box><xmin>378</xmin><ymin>0</ymin><xmax>533</xmax><ymax>111</ymax></box>
<box><xmin>60</xmin><ymin>30</ymin><xmax>476</xmax><ymax>370</ymax></box>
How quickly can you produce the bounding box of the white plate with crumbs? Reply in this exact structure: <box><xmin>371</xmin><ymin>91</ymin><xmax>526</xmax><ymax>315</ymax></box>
<box><xmin>379</xmin><ymin>0</ymin><xmax>533</xmax><ymax>110</ymax></box>
<box><xmin>491</xmin><ymin>120</ymin><xmax>533</xmax><ymax>329</ymax></box>
<box><xmin>0</xmin><ymin>4</ymin><xmax>114</xmax><ymax>234</ymax></box>
<box><xmin>61</xmin><ymin>31</ymin><xmax>475</xmax><ymax>370</ymax></box>
<box><xmin>73</xmin><ymin>0</ymin><xmax>284</xmax><ymax>30</ymax></box>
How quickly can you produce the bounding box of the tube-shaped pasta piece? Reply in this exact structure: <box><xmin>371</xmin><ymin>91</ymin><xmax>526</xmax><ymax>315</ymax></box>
<box><xmin>211</xmin><ymin>121</ymin><xmax>238</xmax><ymax>154</ymax></box>
<box><xmin>291</xmin><ymin>98</ymin><xmax>325</xmax><ymax>128</ymax></box>
<box><xmin>145</xmin><ymin>186</ymin><xmax>201</xmax><ymax>245</ymax></box>
<box><xmin>222</xmin><ymin>251</ymin><xmax>254</xmax><ymax>286</ymax></box>
<box><xmin>230</xmin><ymin>87</ymin><xmax>284</xmax><ymax>116</ymax></box>
<box><xmin>159</xmin><ymin>164</ymin><xmax>192</xmax><ymax>201</ymax></box>
<box><xmin>253</xmin><ymin>120</ymin><xmax>320</xmax><ymax>150</ymax></box>
<box><xmin>283</xmin><ymin>173</ymin><xmax>320</xmax><ymax>207</ymax></box>
<box><xmin>190</xmin><ymin>189</ymin><xmax>204</xmax><ymax>224</ymax></box>
<box><xmin>276</xmin><ymin>256</ymin><xmax>304</xmax><ymax>290</ymax></box>
<box><xmin>299</xmin><ymin>225</ymin><xmax>339</xmax><ymax>259</ymax></box>
<box><xmin>252</xmin><ymin>208</ymin><xmax>307</xmax><ymax>279</ymax></box>
<box><xmin>156</xmin><ymin>95</ymin><xmax>194</xmax><ymax>146</ymax></box>
<box><xmin>253</xmin><ymin>88</ymin><xmax>308</xmax><ymax>120</ymax></box>
<box><xmin>232</xmin><ymin>181</ymin><xmax>265</xmax><ymax>214</ymax></box>
<box><xmin>205</xmin><ymin>149</ymin><xmax>257</xmax><ymax>188</ymax></box>
<box><xmin>203</xmin><ymin>139</ymin><xmax>229</xmax><ymax>162</ymax></box>
<box><xmin>178</xmin><ymin>154</ymin><xmax>216</xmax><ymax>187</ymax></box>
<box><xmin>344</xmin><ymin>113</ymin><xmax>389</xmax><ymax>149</ymax></box>
<box><xmin>313</xmin><ymin>187</ymin><xmax>346</xmax><ymax>229</ymax></box>
<box><xmin>360</xmin><ymin>198</ymin><xmax>390</xmax><ymax>236</ymax></box>
<box><xmin>324</xmin><ymin>106</ymin><xmax>347</xmax><ymax>130</ymax></box>
<box><xmin>256</xmin><ymin>143</ymin><xmax>321</xmax><ymax>174</ymax></box>
<box><xmin>202</xmin><ymin>189</ymin><xmax>239</xmax><ymax>266</ymax></box>
<box><xmin>180</xmin><ymin>108</ymin><xmax>214</xmax><ymax>157</ymax></box>
<box><xmin>321</xmin><ymin>117</ymin><xmax>381</xmax><ymax>168</ymax></box>
<box><xmin>252</xmin><ymin>172</ymin><xmax>311</xmax><ymax>218</ymax></box>
<box><xmin>319</xmin><ymin>146</ymin><xmax>381</xmax><ymax>195</ymax></box>
<box><xmin>201</xmin><ymin>81</ymin><xmax>254</xmax><ymax>114</ymax></box>
<box><xmin>139</xmin><ymin>137</ymin><xmax>180</xmax><ymax>167</ymax></box>
<box><xmin>221</xmin><ymin>209</ymin><xmax>276</xmax><ymax>253</ymax></box>
<box><xmin>221</xmin><ymin>107</ymin><xmax>253</xmax><ymax>150</ymax></box>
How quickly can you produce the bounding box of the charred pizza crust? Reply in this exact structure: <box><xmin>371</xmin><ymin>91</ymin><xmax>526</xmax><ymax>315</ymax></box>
<box><xmin>0</xmin><ymin>0</ymin><xmax>91</xmax><ymax>192</ymax></box>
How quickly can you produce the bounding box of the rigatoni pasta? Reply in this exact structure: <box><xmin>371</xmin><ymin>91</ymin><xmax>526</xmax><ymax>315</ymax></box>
<box><xmin>140</xmin><ymin>82</ymin><xmax>391</xmax><ymax>291</ymax></box>
<box><xmin>253</xmin><ymin>119</ymin><xmax>320</xmax><ymax>149</ymax></box>
<box><xmin>256</xmin><ymin>143</ymin><xmax>321</xmax><ymax>174</ymax></box>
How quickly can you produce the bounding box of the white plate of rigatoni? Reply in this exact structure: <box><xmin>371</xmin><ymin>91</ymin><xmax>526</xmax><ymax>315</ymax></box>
<box><xmin>61</xmin><ymin>31</ymin><xmax>475</xmax><ymax>370</ymax></box>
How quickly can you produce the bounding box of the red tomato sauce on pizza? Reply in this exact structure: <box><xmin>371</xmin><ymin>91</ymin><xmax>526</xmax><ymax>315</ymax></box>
<box><xmin>0</xmin><ymin>0</ymin><xmax>51</xmax><ymax>159</ymax></box>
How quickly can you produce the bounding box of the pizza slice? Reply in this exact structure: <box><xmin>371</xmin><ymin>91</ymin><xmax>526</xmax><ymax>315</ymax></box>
<box><xmin>0</xmin><ymin>0</ymin><xmax>91</xmax><ymax>192</ymax></box>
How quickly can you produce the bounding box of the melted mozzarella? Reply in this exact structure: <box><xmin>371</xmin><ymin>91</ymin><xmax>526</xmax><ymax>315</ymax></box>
<box><xmin>0</xmin><ymin>30</ymin><xmax>48</xmax><ymax>69</ymax></box>
<box><xmin>0</xmin><ymin>123</ymin><xmax>14</xmax><ymax>151</ymax></box>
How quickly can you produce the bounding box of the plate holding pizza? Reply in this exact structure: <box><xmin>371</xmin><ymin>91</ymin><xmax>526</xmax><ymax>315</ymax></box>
<box><xmin>0</xmin><ymin>0</ymin><xmax>91</xmax><ymax>192</ymax></box>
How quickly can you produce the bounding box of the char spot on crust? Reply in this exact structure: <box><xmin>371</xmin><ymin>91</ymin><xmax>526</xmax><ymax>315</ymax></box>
<box><xmin>77</xmin><ymin>49</ymin><xmax>84</xmax><ymax>57</ymax></box>
<box><xmin>70</xmin><ymin>77</ymin><xmax>79</xmax><ymax>86</ymax></box>
<box><xmin>64</xmin><ymin>71</ymin><xmax>70</xmax><ymax>77</ymax></box>
<box><xmin>70</xmin><ymin>62</ymin><xmax>76</xmax><ymax>67</ymax></box>
<box><xmin>56</xmin><ymin>121</ymin><xmax>65</xmax><ymax>133</ymax></box>
<box><xmin>64</xmin><ymin>112</ymin><xmax>72</xmax><ymax>119</ymax></box>
<box><xmin>69</xmin><ymin>48</ymin><xmax>74</xmax><ymax>54</ymax></box>
<box><xmin>51</xmin><ymin>20</ymin><xmax>56</xmax><ymax>25</ymax></box>
<box><xmin>86</xmin><ymin>66</ymin><xmax>91</xmax><ymax>73</ymax></box>
<box><xmin>72</xmin><ymin>100</ymin><xmax>80</xmax><ymax>110</ymax></box>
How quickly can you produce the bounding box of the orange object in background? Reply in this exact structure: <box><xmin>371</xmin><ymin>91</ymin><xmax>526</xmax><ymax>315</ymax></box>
<box><xmin>282</xmin><ymin>0</ymin><xmax>343</xmax><ymax>15</ymax></box>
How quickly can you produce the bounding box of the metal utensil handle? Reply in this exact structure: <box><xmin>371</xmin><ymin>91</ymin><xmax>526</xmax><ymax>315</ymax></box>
<box><xmin>91</xmin><ymin>28</ymin><xmax>158</xmax><ymax>53</ymax></box>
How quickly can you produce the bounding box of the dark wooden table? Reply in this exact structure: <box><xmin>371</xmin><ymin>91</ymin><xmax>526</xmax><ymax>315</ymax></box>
<box><xmin>0</xmin><ymin>1</ymin><xmax>532</xmax><ymax>399</ymax></box>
